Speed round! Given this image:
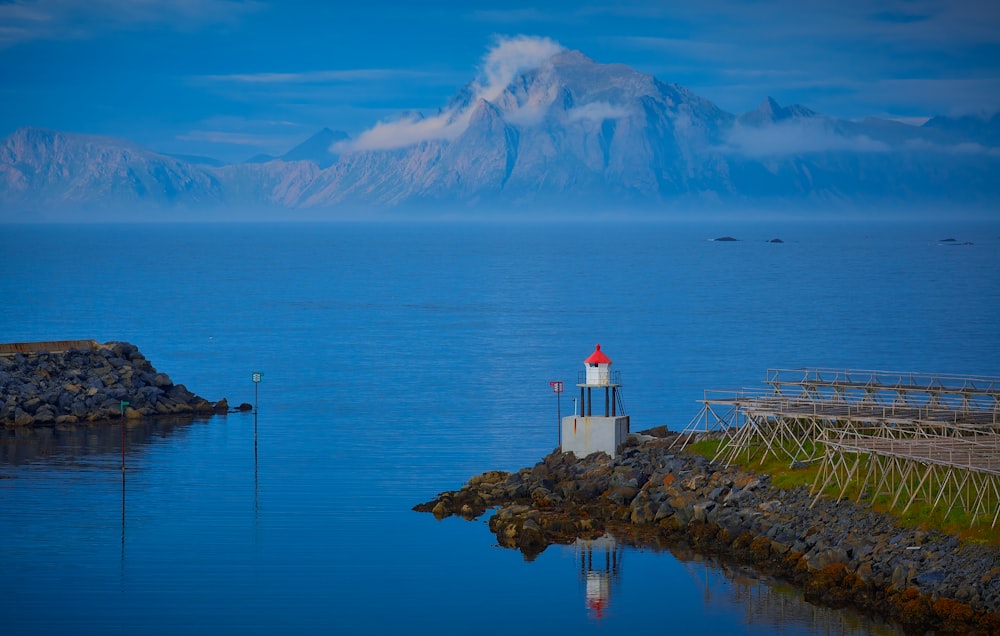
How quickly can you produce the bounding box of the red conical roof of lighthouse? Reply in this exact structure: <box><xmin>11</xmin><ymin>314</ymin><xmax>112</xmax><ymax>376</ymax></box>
<box><xmin>584</xmin><ymin>344</ymin><xmax>612</xmax><ymax>365</ymax></box>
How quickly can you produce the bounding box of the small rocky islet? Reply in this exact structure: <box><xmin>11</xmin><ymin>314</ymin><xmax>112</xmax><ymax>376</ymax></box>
<box><xmin>0</xmin><ymin>341</ymin><xmax>238</xmax><ymax>427</ymax></box>
<box><xmin>415</xmin><ymin>430</ymin><xmax>1000</xmax><ymax>634</ymax></box>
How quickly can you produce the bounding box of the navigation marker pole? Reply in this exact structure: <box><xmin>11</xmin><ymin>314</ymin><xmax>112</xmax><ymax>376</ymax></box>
<box><xmin>120</xmin><ymin>400</ymin><xmax>130</xmax><ymax>471</ymax></box>
<box><xmin>252</xmin><ymin>372</ymin><xmax>263</xmax><ymax>455</ymax></box>
<box><xmin>251</xmin><ymin>372</ymin><xmax>263</xmax><ymax>520</ymax></box>
<box><xmin>550</xmin><ymin>381</ymin><xmax>564</xmax><ymax>445</ymax></box>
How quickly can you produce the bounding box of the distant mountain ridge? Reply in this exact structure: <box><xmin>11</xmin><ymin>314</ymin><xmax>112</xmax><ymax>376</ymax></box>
<box><xmin>738</xmin><ymin>96</ymin><xmax>817</xmax><ymax>126</ymax></box>
<box><xmin>243</xmin><ymin>127</ymin><xmax>348</xmax><ymax>168</ymax></box>
<box><xmin>2</xmin><ymin>48</ymin><xmax>998</xmax><ymax>219</ymax></box>
<box><xmin>0</xmin><ymin>127</ymin><xmax>226</xmax><ymax>210</ymax></box>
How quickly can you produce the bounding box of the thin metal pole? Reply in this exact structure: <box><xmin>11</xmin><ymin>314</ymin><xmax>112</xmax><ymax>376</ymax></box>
<box><xmin>254</xmin><ymin>390</ymin><xmax>259</xmax><ymax>519</ymax></box>
<box><xmin>251</xmin><ymin>372</ymin><xmax>262</xmax><ymax>522</ymax></box>
<box><xmin>120</xmin><ymin>403</ymin><xmax>125</xmax><ymax>472</ymax></box>
<box><xmin>557</xmin><ymin>390</ymin><xmax>561</xmax><ymax>446</ymax></box>
<box><xmin>121</xmin><ymin>467</ymin><xmax>126</xmax><ymax>577</ymax></box>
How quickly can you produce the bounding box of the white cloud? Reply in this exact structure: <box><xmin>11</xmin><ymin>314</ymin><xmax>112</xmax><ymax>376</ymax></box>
<box><xmin>566</xmin><ymin>102</ymin><xmax>630</xmax><ymax>122</ymax></box>
<box><xmin>904</xmin><ymin>138</ymin><xmax>1000</xmax><ymax>155</ymax></box>
<box><xmin>504</xmin><ymin>82</ymin><xmax>561</xmax><ymax>127</ymax></box>
<box><xmin>340</xmin><ymin>110</ymin><xmax>474</xmax><ymax>152</ymax></box>
<box><xmin>341</xmin><ymin>35</ymin><xmax>564</xmax><ymax>153</ymax></box>
<box><xmin>723</xmin><ymin>120</ymin><xmax>891</xmax><ymax>156</ymax></box>
<box><xmin>0</xmin><ymin>0</ymin><xmax>260</xmax><ymax>47</ymax></box>
<box><xmin>887</xmin><ymin>116</ymin><xmax>931</xmax><ymax>126</ymax></box>
<box><xmin>473</xmin><ymin>35</ymin><xmax>564</xmax><ymax>103</ymax></box>
<box><xmin>608</xmin><ymin>2</ymin><xmax>1000</xmax><ymax>120</ymax></box>
<box><xmin>177</xmin><ymin>130</ymin><xmax>275</xmax><ymax>147</ymax></box>
<box><xmin>199</xmin><ymin>69</ymin><xmax>433</xmax><ymax>85</ymax></box>
<box><xmin>467</xmin><ymin>9</ymin><xmax>554</xmax><ymax>23</ymax></box>
<box><xmin>176</xmin><ymin>117</ymin><xmax>306</xmax><ymax>154</ymax></box>
<box><xmin>959</xmin><ymin>142</ymin><xmax>1000</xmax><ymax>156</ymax></box>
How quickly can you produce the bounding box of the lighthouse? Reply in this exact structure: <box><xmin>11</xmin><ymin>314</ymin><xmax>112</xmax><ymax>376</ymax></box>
<box><xmin>561</xmin><ymin>344</ymin><xmax>629</xmax><ymax>457</ymax></box>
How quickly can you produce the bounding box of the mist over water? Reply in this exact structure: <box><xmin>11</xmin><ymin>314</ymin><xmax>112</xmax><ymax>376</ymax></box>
<box><xmin>1</xmin><ymin>217</ymin><xmax>996</xmax><ymax>634</ymax></box>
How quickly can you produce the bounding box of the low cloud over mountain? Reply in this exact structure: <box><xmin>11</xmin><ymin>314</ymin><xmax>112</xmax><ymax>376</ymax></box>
<box><xmin>2</xmin><ymin>37</ymin><xmax>998</xmax><ymax>219</ymax></box>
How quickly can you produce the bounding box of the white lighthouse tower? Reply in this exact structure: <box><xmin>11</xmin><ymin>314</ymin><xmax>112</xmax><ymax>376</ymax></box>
<box><xmin>561</xmin><ymin>344</ymin><xmax>629</xmax><ymax>457</ymax></box>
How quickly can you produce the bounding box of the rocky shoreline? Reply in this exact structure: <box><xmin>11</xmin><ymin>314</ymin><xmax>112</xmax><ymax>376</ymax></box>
<box><xmin>415</xmin><ymin>430</ymin><xmax>1000</xmax><ymax>634</ymax></box>
<box><xmin>0</xmin><ymin>341</ymin><xmax>234</xmax><ymax>427</ymax></box>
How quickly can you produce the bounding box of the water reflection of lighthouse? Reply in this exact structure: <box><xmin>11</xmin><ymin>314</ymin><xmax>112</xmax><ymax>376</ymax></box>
<box><xmin>576</xmin><ymin>534</ymin><xmax>622</xmax><ymax>620</ymax></box>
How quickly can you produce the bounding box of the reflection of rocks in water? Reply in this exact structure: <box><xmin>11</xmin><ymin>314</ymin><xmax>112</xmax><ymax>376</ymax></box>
<box><xmin>669</xmin><ymin>546</ymin><xmax>903</xmax><ymax>635</ymax></box>
<box><xmin>0</xmin><ymin>415</ymin><xmax>216</xmax><ymax>466</ymax></box>
<box><xmin>576</xmin><ymin>533</ymin><xmax>622</xmax><ymax>621</ymax></box>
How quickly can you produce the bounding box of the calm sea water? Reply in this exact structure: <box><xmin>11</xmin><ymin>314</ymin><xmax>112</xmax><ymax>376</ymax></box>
<box><xmin>1</xmin><ymin>218</ymin><xmax>998</xmax><ymax>635</ymax></box>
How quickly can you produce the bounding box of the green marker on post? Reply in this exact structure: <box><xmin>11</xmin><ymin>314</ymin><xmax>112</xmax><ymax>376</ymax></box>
<box><xmin>120</xmin><ymin>400</ymin><xmax>130</xmax><ymax>416</ymax></box>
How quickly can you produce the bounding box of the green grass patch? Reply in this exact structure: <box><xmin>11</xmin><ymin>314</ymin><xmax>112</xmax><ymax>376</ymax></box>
<box><xmin>686</xmin><ymin>438</ymin><xmax>818</xmax><ymax>490</ymax></box>
<box><xmin>681</xmin><ymin>437</ymin><xmax>999</xmax><ymax>547</ymax></box>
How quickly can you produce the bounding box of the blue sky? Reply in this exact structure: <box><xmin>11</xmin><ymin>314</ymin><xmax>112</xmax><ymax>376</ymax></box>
<box><xmin>1</xmin><ymin>0</ymin><xmax>998</xmax><ymax>163</ymax></box>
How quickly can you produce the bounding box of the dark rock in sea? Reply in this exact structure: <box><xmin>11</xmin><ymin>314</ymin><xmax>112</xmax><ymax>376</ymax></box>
<box><xmin>0</xmin><ymin>341</ymin><xmax>219</xmax><ymax>427</ymax></box>
<box><xmin>768</xmin><ymin>238</ymin><xmax>784</xmax><ymax>243</ymax></box>
<box><xmin>213</xmin><ymin>398</ymin><xmax>229</xmax><ymax>414</ymax></box>
<box><xmin>238</xmin><ymin>402</ymin><xmax>253</xmax><ymax>412</ymax></box>
<box><xmin>939</xmin><ymin>237</ymin><xmax>975</xmax><ymax>246</ymax></box>
<box><xmin>713</xmin><ymin>236</ymin><xmax>739</xmax><ymax>241</ymax></box>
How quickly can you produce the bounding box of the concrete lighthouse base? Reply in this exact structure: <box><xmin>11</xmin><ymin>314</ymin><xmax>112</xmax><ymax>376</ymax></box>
<box><xmin>561</xmin><ymin>415</ymin><xmax>630</xmax><ymax>458</ymax></box>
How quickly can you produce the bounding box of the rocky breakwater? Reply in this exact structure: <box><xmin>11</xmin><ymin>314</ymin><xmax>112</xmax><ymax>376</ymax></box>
<box><xmin>415</xmin><ymin>431</ymin><xmax>1000</xmax><ymax>634</ymax></box>
<box><xmin>0</xmin><ymin>341</ymin><xmax>226</xmax><ymax>427</ymax></box>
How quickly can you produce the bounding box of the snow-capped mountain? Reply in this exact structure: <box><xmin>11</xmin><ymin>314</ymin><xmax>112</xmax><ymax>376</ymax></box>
<box><xmin>1</xmin><ymin>127</ymin><xmax>225</xmax><ymax>212</ymax></box>
<box><xmin>2</xmin><ymin>49</ymin><xmax>998</xmax><ymax>219</ymax></box>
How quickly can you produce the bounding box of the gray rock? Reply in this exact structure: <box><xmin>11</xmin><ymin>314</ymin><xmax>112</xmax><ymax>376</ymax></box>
<box><xmin>806</xmin><ymin>547</ymin><xmax>848</xmax><ymax>571</ymax></box>
<box><xmin>915</xmin><ymin>569</ymin><xmax>947</xmax><ymax>587</ymax></box>
<box><xmin>13</xmin><ymin>408</ymin><xmax>33</xmax><ymax>426</ymax></box>
<box><xmin>723</xmin><ymin>488</ymin><xmax>752</xmax><ymax>506</ymax></box>
<box><xmin>692</xmin><ymin>500</ymin><xmax>716</xmax><ymax>523</ymax></box>
<box><xmin>607</xmin><ymin>486</ymin><xmax>638</xmax><ymax>506</ymax></box>
<box><xmin>653</xmin><ymin>501</ymin><xmax>675</xmax><ymax>522</ymax></box>
<box><xmin>33</xmin><ymin>406</ymin><xmax>56</xmax><ymax>424</ymax></box>
<box><xmin>152</xmin><ymin>373</ymin><xmax>173</xmax><ymax>388</ymax></box>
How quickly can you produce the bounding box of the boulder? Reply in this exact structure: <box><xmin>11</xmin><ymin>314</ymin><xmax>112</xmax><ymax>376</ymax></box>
<box><xmin>152</xmin><ymin>373</ymin><xmax>173</xmax><ymax>388</ymax></box>
<box><xmin>12</xmin><ymin>409</ymin><xmax>33</xmax><ymax>426</ymax></box>
<box><xmin>806</xmin><ymin>547</ymin><xmax>849</xmax><ymax>571</ymax></box>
